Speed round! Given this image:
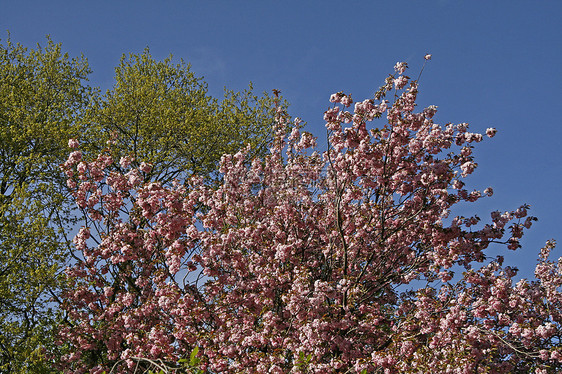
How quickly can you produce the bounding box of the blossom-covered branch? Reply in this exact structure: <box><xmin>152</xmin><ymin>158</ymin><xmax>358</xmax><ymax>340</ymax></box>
<box><xmin>58</xmin><ymin>58</ymin><xmax>561</xmax><ymax>373</ymax></box>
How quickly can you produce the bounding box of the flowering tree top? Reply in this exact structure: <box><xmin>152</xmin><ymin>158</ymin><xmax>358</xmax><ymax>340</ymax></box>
<box><xmin>58</xmin><ymin>57</ymin><xmax>561</xmax><ymax>374</ymax></box>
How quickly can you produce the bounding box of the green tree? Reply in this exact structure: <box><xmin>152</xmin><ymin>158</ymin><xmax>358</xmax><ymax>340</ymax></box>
<box><xmin>0</xmin><ymin>35</ymin><xmax>92</xmax><ymax>373</ymax></box>
<box><xmin>82</xmin><ymin>48</ymin><xmax>282</xmax><ymax>186</ymax></box>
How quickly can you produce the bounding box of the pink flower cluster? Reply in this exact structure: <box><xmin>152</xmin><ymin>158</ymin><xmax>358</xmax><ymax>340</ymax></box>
<box><xmin>58</xmin><ymin>59</ymin><xmax>561</xmax><ymax>373</ymax></box>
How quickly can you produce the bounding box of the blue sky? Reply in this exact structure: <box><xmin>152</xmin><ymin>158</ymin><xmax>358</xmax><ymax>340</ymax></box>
<box><xmin>2</xmin><ymin>1</ymin><xmax>561</xmax><ymax>279</ymax></box>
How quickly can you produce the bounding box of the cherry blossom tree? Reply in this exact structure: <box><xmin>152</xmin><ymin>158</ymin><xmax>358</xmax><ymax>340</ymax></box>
<box><xmin>58</xmin><ymin>58</ymin><xmax>562</xmax><ymax>373</ymax></box>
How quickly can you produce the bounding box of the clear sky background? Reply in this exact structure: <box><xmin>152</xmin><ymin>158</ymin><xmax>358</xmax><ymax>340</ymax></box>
<box><xmin>2</xmin><ymin>1</ymin><xmax>561</xmax><ymax>280</ymax></box>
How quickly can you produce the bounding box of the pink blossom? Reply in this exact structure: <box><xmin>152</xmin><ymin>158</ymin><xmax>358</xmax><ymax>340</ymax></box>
<box><xmin>120</xmin><ymin>156</ymin><xmax>133</xmax><ymax>168</ymax></box>
<box><xmin>460</xmin><ymin>161</ymin><xmax>477</xmax><ymax>176</ymax></box>
<box><xmin>329</xmin><ymin>92</ymin><xmax>344</xmax><ymax>103</ymax></box>
<box><xmin>394</xmin><ymin>75</ymin><xmax>409</xmax><ymax>89</ymax></box>
<box><xmin>139</xmin><ymin>162</ymin><xmax>152</xmax><ymax>173</ymax></box>
<box><xmin>394</xmin><ymin>61</ymin><xmax>408</xmax><ymax>74</ymax></box>
<box><xmin>76</xmin><ymin>162</ymin><xmax>87</xmax><ymax>174</ymax></box>
<box><xmin>68</xmin><ymin>138</ymin><xmax>80</xmax><ymax>149</ymax></box>
<box><xmin>341</xmin><ymin>95</ymin><xmax>353</xmax><ymax>107</ymax></box>
<box><xmin>68</xmin><ymin>150</ymin><xmax>82</xmax><ymax>164</ymax></box>
<box><xmin>486</xmin><ymin>127</ymin><xmax>497</xmax><ymax>138</ymax></box>
<box><xmin>423</xmin><ymin>105</ymin><xmax>438</xmax><ymax>118</ymax></box>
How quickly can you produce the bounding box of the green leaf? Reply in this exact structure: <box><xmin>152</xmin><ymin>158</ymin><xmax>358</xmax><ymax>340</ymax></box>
<box><xmin>189</xmin><ymin>345</ymin><xmax>201</xmax><ymax>367</ymax></box>
<box><xmin>0</xmin><ymin>32</ymin><xmax>91</xmax><ymax>373</ymax></box>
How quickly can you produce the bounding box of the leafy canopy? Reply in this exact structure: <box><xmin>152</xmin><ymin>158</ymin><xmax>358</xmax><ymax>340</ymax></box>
<box><xmin>82</xmin><ymin>48</ymin><xmax>282</xmax><ymax>185</ymax></box>
<box><xmin>0</xmin><ymin>34</ymin><xmax>91</xmax><ymax>374</ymax></box>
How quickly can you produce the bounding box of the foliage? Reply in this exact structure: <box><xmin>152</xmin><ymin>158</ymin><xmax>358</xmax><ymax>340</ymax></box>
<box><xmin>81</xmin><ymin>48</ymin><xmax>282</xmax><ymax>186</ymax></box>
<box><xmin>0</xmin><ymin>34</ymin><xmax>91</xmax><ymax>373</ymax></box>
<box><xmin>58</xmin><ymin>58</ymin><xmax>562</xmax><ymax>373</ymax></box>
<box><xmin>0</xmin><ymin>186</ymin><xmax>65</xmax><ymax>374</ymax></box>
